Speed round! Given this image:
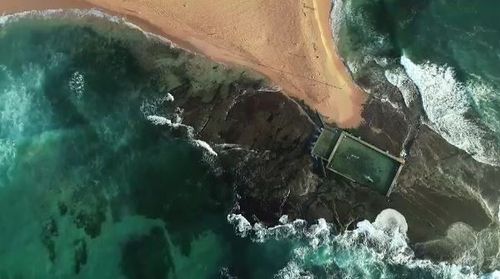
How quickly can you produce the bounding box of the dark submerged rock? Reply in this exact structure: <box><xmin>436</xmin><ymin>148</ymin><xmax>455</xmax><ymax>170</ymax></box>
<box><xmin>120</xmin><ymin>226</ymin><xmax>172</xmax><ymax>279</ymax></box>
<box><xmin>73</xmin><ymin>238</ymin><xmax>88</xmax><ymax>274</ymax></box>
<box><xmin>41</xmin><ymin>217</ymin><xmax>59</xmax><ymax>263</ymax></box>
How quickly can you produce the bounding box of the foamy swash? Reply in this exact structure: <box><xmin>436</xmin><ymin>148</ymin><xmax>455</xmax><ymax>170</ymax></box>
<box><xmin>400</xmin><ymin>55</ymin><xmax>500</xmax><ymax>166</ymax></box>
<box><xmin>228</xmin><ymin>209</ymin><xmax>499</xmax><ymax>279</ymax></box>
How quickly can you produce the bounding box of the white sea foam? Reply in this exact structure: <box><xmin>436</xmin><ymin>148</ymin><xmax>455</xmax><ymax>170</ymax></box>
<box><xmin>0</xmin><ymin>64</ymin><xmax>51</xmax><ymax>139</ymax></box>
<box><xmin>0</xmin><ymin>9</ymin><xmax>180</xmax><ymax>54</ymax></box>
<box><xmin>193</xmin><ymin>140</ymin><xmax>218</xmax><ymax>157</ymax></box>
<box><xmin>165</xmin><ymin>93</ymin><xmax>175</xmax><ymax>102</ymax></box>
<box><xmin>69</xmin><ymin>71</ymin><xmax>85</xmax><ymax>99</ymax></box>
<box><xmin>384</xmin><ymin>66</ymin><xmax>419</xmax><ymax>108</ymax></box>
<box><xmin>145</xmin><ymin>114</ymin><xmax>216</xmax><ymax>157</ymax></box>
<box><xmin>400</xmin><ymin>54</ymin><xmax>500</xmax><ymax>166</ymax></box>
<box><xmin>226</xmin><ymin>214</ymin><xmax>252</xmax><ymax>237</ymax></box>
<box><xmin>140</xmin><ymin>94</ymin><xmax>176</xmax><ymax>118</ymax></box>
<box><xmin>0</xmin><ymin>9</ymin><xmax>123</xmax><ymax>27</ymax></box>
<box><xmin>228</xmin><ymin>209</ymin><xmax>495</xmax><ymax>278</ymax></box>
<box><xmin>146</xmin><ymin>115</ymin><xmax>172</xmax><ymax>126</ymax></box>
<box><xmin>373</xmin><ymin>208</ymin><xmax>408</xmax><ymax>235</ymax></box>
<box><xmin>330</xmin><ymin>0</ymin><xmax>346</xmax><ymax>43</ymax></box>
<box><xmin>482</xmin><ymin>271</ymin><xmax>500</xmax><ymax>279</ymax></box>
<box><xmin>275</xmin><ymin>262</ymin><xmax>313</xmax><ymax>279</ymax></box>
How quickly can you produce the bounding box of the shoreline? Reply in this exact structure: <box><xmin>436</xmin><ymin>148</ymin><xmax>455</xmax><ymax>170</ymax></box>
<box><xmin>0</xmin><ymin>0</ymin><xmax>366</xmax><ymax>128</ymax></box>
<box><xmin>2</xmin><ymin>4</ymin><xmax>500</xmax><ymax>273</ymax></box>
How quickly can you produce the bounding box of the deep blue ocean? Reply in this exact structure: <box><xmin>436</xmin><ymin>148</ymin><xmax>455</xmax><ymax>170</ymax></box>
<box><xmin>0</xmin><ymin>6</ymin><xmax>499</xmax><ymax>279</ymax></box>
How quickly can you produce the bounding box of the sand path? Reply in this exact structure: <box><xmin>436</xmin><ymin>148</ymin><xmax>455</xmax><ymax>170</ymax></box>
<box><xmin>1</xmin><ymin>0</ymin><xmax>365</xmax><ymax>127</ymax></box>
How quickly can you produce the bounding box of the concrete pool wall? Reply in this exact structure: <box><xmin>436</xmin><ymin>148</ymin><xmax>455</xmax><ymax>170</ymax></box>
<box><xmin>312</xmin><ymin>128</ymin><xmax>405</xmax><ymax>196</ymax></box>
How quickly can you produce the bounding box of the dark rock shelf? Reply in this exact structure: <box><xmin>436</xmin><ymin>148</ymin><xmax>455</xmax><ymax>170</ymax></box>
<box><xmin>168</xmin><ymin>66</ymin><xmax>500</xmax><ymax>271</ymax></box>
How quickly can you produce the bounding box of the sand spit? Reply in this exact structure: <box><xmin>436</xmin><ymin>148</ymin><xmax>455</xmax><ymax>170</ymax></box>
<box><xmin>1</xmin><ymin>0</ymin><xmax>365</xmax><ymax>127</ymax></box>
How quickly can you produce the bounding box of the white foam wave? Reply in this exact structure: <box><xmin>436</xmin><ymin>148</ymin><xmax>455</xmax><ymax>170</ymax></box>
<box><xmin>400</xmin><ymin>54</ymin><xmax>500</xmax><ymax>166</ymax></box>
<box><xmin>331</xmin><ymin>0</ymin><xmax>389</xmax><ymax>73</ymax></box>
<box><xmin>375</xmin><ymin>209</ymin><xmax>408</xmax><ymax>233</ymax></box>
<box><xmin>330</xmin><ymin>0</ymin><xmax>346</xmax><ymax>43</ymax></box>
<box><xmin>229</xmin><ymin>209</ymin><xmax>495</xmax><ymax>278</ymax></box>
<box><xmin>227</xmin><ymin>214</ymin><xmax>252</xmax><ymax>237</ymax></box>
<box><xmin>275</xmin><ymin>262</ymin><xmax>313</xmax><ymax>279</ymax></box>
<box><xmin>146</xmin><ymin>115</ymin><xmax>172</xmax><ymax>126</ymax></box>
<box><xmin>145</xmin><ymin>114</ymin><xmax>195</xmax><ymax>139</ymax></box>
<box><xmin>165</xmin><ymin>93</ymin><xmax>175</xmax><ymax>102</ymax></box>
<box><xmin>140</xmin><ymin>94</ymin><xmax>176</xmax><ymax>118</ymax></box>
<box><xmin>384</xmin><ymin>66</ymin><xmax>419</xmax><ymax>108</ymax></box>
<box><xmin>145</xmin><ymin>114</ymin><xmax>216</xmax><ymax>157</ymax></box>
<box><xmin>193</xmin><ymin>140</ymin><xmax>218</xmax><ymax>157</ymax></box>
<box><xmin>0</xmin><ymin>9</ymin><xmax>180</xmax><ymax>53</ymax></box>
<box><xmin>0</xmin><ymin>64</ymin><xmax>52</xmax><ymax>139</ymax></box>
<box><xmin>69</xmin><ymin>71</ymin><xmax>85</xmax><ymax>99</ymax></box>
<box><xmin>0</xmin><ymin>9</ymin><xmax>125</xmax><ymax>27</ymax></box>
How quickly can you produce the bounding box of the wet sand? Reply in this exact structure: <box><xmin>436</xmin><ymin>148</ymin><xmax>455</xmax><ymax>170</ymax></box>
<box><xmin>1</xmin><ymin>0</ymin><xmax>366</xmax><ymax>127</ymax></box>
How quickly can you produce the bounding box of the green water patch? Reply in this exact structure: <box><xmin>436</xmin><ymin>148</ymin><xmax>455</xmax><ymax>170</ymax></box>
<box><xmin>311</xmin><ymin>128</ymin><xmax>341</xmax><ymax>160</ymax></box>
<box><xmin>312</xmin><ymin>128</ymin><xmax>402</xmax><ymax>195</ymax></box>
<box><xmin>0</xmin><ymin>15</ymin><xmax>287</xmax><ymax>279</ymax></box>
<box><xmin>327</xmin><ymin>134</ymin><xmax>401</xmax><ymax>195</ymax></box>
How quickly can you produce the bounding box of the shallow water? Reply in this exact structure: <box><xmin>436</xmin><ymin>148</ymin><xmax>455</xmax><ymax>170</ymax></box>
<box><xmin>0</xmin><ymin>11</ymin><xmax>497</xmax><ymax>279</ymax></box>
<box><xmin>0</xmin><ymin>15</ymin><xmax>282</xmax><ymax>279</ymax></box>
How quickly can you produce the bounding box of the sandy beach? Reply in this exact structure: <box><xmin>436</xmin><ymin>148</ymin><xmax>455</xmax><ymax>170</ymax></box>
<box><xmin>1</xmin><ymin>0</ymin><xmax>366</xmax><ymax>127</ymax></box>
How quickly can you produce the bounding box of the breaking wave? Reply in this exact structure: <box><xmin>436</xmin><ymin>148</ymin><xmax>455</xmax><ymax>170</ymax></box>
<box><xmin>0</xmin><ymin>64</ymin><xmax>52</xmax><ymax>139</ymax></box>
<box><xmin>193</xmin><ymin>140</ymin><xmax>218</xmax><ymax>157</ymax></box>
<box><xmin>229</xmin><ymin>209</ymin><xmax>499</xmax><ymax>279</ymax></box>
<box><xmin>400</xmin><ymin>55</ymin><xmax>500</xmax><ymax>166</ymax></box>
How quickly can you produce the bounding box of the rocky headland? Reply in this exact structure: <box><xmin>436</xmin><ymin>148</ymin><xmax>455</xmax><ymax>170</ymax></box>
<box><xmin>165</xmin><ymin>57</ymin><xmax>500</xmax><ymax>272</ymax></box>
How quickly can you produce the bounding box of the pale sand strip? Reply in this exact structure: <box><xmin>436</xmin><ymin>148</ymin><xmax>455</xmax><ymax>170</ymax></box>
<box><xmin>1</xmin><ymin>0</ymin><xmax>366</xmax><ymax>127</ymax></box>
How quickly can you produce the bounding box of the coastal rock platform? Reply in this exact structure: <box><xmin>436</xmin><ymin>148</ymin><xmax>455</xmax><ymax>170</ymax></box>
<box><xmin>171</xmin><ymin>68</ymin><xmax>500</xmax><ymax>271</ymax></box>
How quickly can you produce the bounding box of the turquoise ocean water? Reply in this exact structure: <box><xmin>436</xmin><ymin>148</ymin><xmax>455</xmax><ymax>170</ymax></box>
<box><xmin>0</xmin><ymin>10</ymin><xmax>498</xmax><ymax>279</ymax></box>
